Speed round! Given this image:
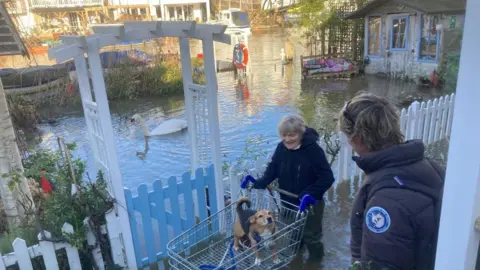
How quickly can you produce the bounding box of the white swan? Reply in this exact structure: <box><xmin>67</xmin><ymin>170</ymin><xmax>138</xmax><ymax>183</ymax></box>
<box><xmin>130</xmin><ymin>114</ymin><xmax>188</xmax><ymax>136</ymax></box>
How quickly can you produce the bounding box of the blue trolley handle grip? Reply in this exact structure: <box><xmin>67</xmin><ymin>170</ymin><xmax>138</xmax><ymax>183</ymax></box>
<box><xmin>240</xmin><ymin>175</ymin><xmax>256</xmax><ymax>189</ymax></box>
<box><xmin>299</xmin><ymin>194</ymin><xmax>316</xmax><ymax>212</ymax></box>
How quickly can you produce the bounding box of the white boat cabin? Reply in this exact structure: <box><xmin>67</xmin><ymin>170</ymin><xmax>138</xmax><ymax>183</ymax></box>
<box><xmin>210</xmin><ymin>8</ymin><xmax>250</xmax><ymax>33</ymax></box>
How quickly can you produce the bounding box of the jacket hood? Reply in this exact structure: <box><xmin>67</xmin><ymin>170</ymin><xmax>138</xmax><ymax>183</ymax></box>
<box><xmin>354</xmin><ymin>140</ymin><xmax>443</xmax><ymax>200</ymax></box>
<box><xmin>300</xmin><ymin>127</ymin><xmax>319</xmax><ymax>149</ymax></box>
<box><xmin>353</xmin><ymin>140</ymin><xmax>425</xmax><ymax>174</ymax></box>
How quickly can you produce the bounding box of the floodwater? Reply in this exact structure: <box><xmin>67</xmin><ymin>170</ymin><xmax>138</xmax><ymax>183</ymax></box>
<box><xmin>35</xmin><ymin>28</ymin><xmax>446</xmax><ymax>269</ymax></box>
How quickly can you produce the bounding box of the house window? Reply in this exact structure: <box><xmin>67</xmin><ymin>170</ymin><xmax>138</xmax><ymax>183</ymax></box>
<box><xmin>367</xmin><ymin>16</ymin><xmax>381</xmax><ymax>56</ymax></box>
<box><xmin>168</xmin><ymin>7</ymin><xmax>175</xmax><ymax>20</ymax></box>
<box><xmin>184</xmin><ymin>5</ymin><xmax>194</xmax><ymax>21</ymax></box>
<box><xmin>390</xmin><ymin>16</ymin><xmax>409</xmax><ymax>50</ymax></box>
<box><xmin>176</xmin><ymin>6</ymin><xmax>183</xmax><ymax>21</ymax></box>
<box><xmin>419</xmin><ymin>14</ymin><xmax>439</xmax><ymax>61</ymax></box>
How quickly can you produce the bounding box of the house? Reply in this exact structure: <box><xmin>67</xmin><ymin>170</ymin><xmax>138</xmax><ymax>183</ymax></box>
<box><xmin>3</xmin><ymin>0</ymin><xmax>35</xmax><ymax>33</ymax></box>
<box><xmin>19</xmin><ymin>0</ymin><xmax>210</xmax><ymax>34</ymax></box>
<box><xmin>28</xmin><ymin>0</ymin><xmax>104</xmax><ymax>34</ymax></box>
<box><xmin>154</xmin><ymin>0</ymin><xmax>210</xmax><ymax>22</ymax></box>
<box><xmin>345</xmin><ymin>0</ymin><xmax>466</xmax><ymax>81</ymax></box>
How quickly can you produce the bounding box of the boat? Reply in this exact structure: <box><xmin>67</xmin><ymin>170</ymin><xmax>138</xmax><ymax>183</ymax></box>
<box><xmin>300</xmin><ymin>54</ymin><xmax>359</xmax><ymax>80</ymax></box>
<box><xmin>208</xmin><ymin>9</ymin><xmax>251</xmax><ymax>36</ymax></box>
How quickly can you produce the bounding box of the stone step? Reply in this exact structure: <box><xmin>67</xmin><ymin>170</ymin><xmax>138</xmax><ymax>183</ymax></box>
<box><xmin>0</xmin><ymin>1</ymin><xmax>28</xmax><ymax>56</ymax></box>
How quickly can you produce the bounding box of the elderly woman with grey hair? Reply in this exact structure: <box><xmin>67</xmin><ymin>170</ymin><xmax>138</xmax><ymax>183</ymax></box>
<box><xmin>339</xmin><ymin>93</ymin><xmax>444</xmax><ymax>270</ymax></box>
<box><xmin>252</xmin><ymin>115</ymin><xmax>335</xmax><ymax>262</ymax></box>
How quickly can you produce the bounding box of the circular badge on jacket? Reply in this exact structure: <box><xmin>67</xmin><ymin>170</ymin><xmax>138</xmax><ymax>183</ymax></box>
<box><xmin>366</xmin><ymin>206</ymin><xmax>391</xmax><ymax>233</ymax></box>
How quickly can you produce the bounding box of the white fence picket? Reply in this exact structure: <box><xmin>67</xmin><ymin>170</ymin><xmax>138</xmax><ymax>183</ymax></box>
<box><xmin>434</xmin><ymin>96</ymin><xmax>444</xmax><ymax>141</ymax></box>
<box><xmin>229</xmin><ymin>167</ymin><xmax>241</xmax><ymax>202</ymax></box>
<box><xmin>340</xmin><ymin>133</ymin><xmax>352</xmax><ymax>181</ymax></box>
<box><xmin>84</xmin><ymin>217</ymin><xmax>105</xmax><ymax>270</ymax></box>
<box><xmin>439</xmin><ymin>95</ymin><xmax>449</xmax><ymax>140</ymax></box>
<box><xmin>62</xmin><ymin>223</ymin><xmax>82</xmax><ymax>270</ymax></box>
<box><xmin>104</xmin><ymin>211</ymin><xmax>125</xmax><ymax>267</ymax></box>
<box><xmin>12</xmin><ymin>238</ymin><xmax>33</xmax><ymax>270</ymax></box>
<box><xmin>254</xmin><ymin>158</ymin><xmax>264</xmax><ymax>178</ymax></box>
<box><xmin>336</xmin><ymin>134</ymin><xmax>346</xmax><ymax>182</ymax></box>
<box><xmin>410</xmin><ymin>101</ymin><xmax>420</xmax><ymax>140</ymax></box>
<box><xmin>0</xmin><ymin>222</ymin><xmax>88</xmax><ymax>269</ymax></box>
<box><xmin>423</xmin><ymin>100</ymin><xmax>433</xmax><ymax>144</ymax></box>
<box><xmin>38</xmin><ymin>231</ymin><xmax>59</xmax><ymax>270</ymax></box>
<box><xmin>406</xmin><ymin>104</ymin><xmax>414</xmax><ymax>140</ymax></box>
<box><xmin>446</xmin><ymin>93</ymin><xmax>455</xmax><ymax>136</ymax></box>
<box><xmin>400</xmin><ymin>108</ymin><xmax>408</xmax><ymax>135</ymax></box>
<box><xmin>416</xmin><ymin>101</ymin><xmax>427</xmax><ymax>139</ymax></box>
<box><xmin>0</xmin><ymin>253</ymin><xmax>5</xmax><ymax>270</ymax></box>
<box><xmin>428</xmin><ymin>99</ymin><xmax>439</xmax><ymax>144</ymax></box>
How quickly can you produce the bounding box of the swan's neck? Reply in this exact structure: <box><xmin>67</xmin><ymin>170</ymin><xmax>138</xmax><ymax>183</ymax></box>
<box><xmin>137</xmin><ymin>118</ymin><xmax>150</xmax><ymax>136</ymax></box>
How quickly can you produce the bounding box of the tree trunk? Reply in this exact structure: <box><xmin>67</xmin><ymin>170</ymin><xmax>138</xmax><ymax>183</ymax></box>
<box><xmin>321</xmin><ymin>26</ymin><xmax>326</xmax><ymax>55</ymax></box>
<box><xmin>0</xmin><ymin>78</ymin><xmax>32</xmax><ymax>227</ymax></box>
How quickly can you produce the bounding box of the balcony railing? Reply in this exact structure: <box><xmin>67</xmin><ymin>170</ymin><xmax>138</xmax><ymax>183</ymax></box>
<box><xmin>30</xmin><ymin>0</ymin><xmax>103</xmax><ymax>9</ymax></box>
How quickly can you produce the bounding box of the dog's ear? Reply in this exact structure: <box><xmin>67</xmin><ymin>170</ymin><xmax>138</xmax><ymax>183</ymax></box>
<box><xmin>248</xmin><ymin>214</ymin><xmax>257</xmax><ymax>224</ymax></box>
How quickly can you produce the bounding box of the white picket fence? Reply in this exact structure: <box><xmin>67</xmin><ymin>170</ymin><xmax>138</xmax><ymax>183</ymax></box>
<box><xmin>0</xmin><ymin>218</ymin><xmax>107</xmax><ymax>269</ymax></box>
<box><xmin>226</xmin><ymin>93</ymin><xmax>456</xmax><ymax>202</ymax></box>
<box><xmin>2</xmin><ymin>93</ymin><xmax>455</xmax><ymax>268</ymax></box>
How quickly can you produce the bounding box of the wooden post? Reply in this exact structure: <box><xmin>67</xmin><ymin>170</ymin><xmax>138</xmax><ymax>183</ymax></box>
<box><xmin>73</xmin><ymin>54</ymin><xmax>102</xmax><ymax>181</ymax></box>
<box><xmin>84</xmin><ymin>218</ymin><xmax>105</xmax><ymax>270</ymax></box>
<box><xmin>206</xmin><ymin>0</ymin><xmax>211</xmax><ymax>21</ymax></box>
<box><xmin>86</xmin><ymin>41</ymin><xmax>137</xmax><ymax>269</ymax></box>
<box><xmin>321</xmin><ymin>26</ymin><xmax>326</xmax><ymax>55</ymax></box>
<box><xmin>202</xmin><ymin>36</ymin><xmax>224</xmax><ymax>220</ymax></box>
<box><xmin>179</xmin><ymin>36</ymin><xmax>199</xmax><ymax>173</ymax></box>
<box><xmin>435</xmin><ymin>0</ymin><xmax>480</xmax><ymax>269</ymax></box>
<box><xmin>58</xmin><ymin>137</ymin><xmax>80</xmax><ymax>195</ymax></box>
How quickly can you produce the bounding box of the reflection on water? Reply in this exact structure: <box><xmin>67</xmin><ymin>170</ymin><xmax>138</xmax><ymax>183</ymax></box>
<box><xmin>36</xmin><ymin>28</ymin><xmax>446</xmax><ymax>269</ymax></box>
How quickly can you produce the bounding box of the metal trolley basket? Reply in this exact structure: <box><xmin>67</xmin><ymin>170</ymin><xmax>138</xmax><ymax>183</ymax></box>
<box><xmin>167</xmin><ymin>175</ymin><xmax>317</xmax><ymax>270</ymax></box>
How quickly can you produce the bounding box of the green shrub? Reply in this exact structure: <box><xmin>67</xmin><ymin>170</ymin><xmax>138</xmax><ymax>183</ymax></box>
<box><xmin>105</xmin><ymin>58</ymin><xmax>185</xmax><ymax>100</ymax></box>
<box><xmin>443</xmin><ymin>52</ymin><xmax>460</xmax><ymax>94</ymax></box>
<box><xmin>0</xmin><ymin>226</ymin><xmax>38</xmax><ymax>254</ymax></box>
<box><xmin>2</xmin><ymin>141</ymin><xmax>118</xmax><ymax>268</ymax></box>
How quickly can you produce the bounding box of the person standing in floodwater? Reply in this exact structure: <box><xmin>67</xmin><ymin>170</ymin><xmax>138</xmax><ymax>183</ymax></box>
<box><xmin>251</xmin><ymin>115</ymin><xmax>335</xmax><ymax>262</ymax></box>
<box><xmin>338</xmin><ymin>93</ymin><xmax>445</xmax><ymax>270</ymax></box>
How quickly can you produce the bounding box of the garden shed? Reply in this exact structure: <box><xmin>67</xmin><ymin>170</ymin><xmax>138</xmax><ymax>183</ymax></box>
<box><xmin>345</xmin><ymin>0</ymin><xmax>466</xmax><ymax>81</ymax></box>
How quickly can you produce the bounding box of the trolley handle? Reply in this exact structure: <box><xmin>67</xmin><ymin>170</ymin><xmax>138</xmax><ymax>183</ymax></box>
<box><xmin>240</xmin><ymin>175</ymin><xmax>316</xmax><ymax>212</ymax></box>
<box><xmin>269</xmin><ymin>186</ymin><xmax>315</xmax><ymax>212</ymax></box>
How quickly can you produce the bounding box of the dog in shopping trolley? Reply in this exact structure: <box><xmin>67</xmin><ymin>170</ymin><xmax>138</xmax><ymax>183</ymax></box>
<box><xmin>234</xmin><ymin>197</ymin><xmax>281</xmax><ymax>265</ymax></box>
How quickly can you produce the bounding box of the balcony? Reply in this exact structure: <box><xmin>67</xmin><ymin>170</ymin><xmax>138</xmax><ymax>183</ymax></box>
<box><xmin>107</xmin><ymin>0</ymin><xmax>149</xmax><ymax>6</ymax></box>
<box><xmin>30</xmin><ymin>0</ymin><xmax>103</xmax><ymax>9</ymax></box>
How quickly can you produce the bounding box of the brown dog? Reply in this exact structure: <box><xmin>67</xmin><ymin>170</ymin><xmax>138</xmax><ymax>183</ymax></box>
<box><xmin>233</xmin><ymin>197</ymin><xmax>280</xmax><ymax>265</ymax></box>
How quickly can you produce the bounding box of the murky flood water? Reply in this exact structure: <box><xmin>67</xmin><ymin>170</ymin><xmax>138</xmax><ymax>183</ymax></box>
<box><xmin>35</xmin><ymin>28</ymin><xmax>446</xmax><ymax>269</ymax></box>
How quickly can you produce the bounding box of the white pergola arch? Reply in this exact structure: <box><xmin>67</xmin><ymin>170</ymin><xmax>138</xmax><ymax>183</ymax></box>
<box><xmin>48</xmin><ymin>21</ymin><xmax>231</xmax><ymax>269</ymax></box>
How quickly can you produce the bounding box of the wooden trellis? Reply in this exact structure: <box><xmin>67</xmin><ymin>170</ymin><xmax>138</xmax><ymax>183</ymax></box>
<box><xmin>48</xmin><ymin>21</ymin><xmax>231</xmax><ymax>269</ymax></box>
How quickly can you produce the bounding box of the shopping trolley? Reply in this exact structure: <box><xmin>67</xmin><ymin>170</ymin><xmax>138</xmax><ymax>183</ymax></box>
<box><xmin>167</xmin><ymin>175</ymin><xmax>316</xmax><ymax>270</ymax></box>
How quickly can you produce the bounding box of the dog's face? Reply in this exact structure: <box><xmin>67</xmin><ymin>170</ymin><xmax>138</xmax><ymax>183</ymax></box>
<box><xmin>249</xmin><ymin>210</ymin><xmax>274</xmax><ymax>226</ymax></box>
